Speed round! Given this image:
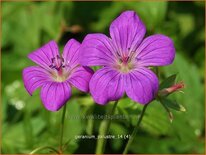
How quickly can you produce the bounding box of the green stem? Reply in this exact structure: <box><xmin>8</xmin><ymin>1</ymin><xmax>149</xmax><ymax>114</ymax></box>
<box><xmin>95</xmin><ymin>100</ymin><xmax>119</xmax><ymax>154</ymax></box>
<box><xmin>59</xmin><ymin>104</ymin><xmax>67</xmax><ymax>153</ymax></box>
<box><xmin>29</xmin><ymin>146</ymin><xmax>60</xmax><ymax>154</ymax></box>
<box><xmin>123</xmin><ymin>104</ymin><xmax>149</xmax><ymax>154</ymax></box>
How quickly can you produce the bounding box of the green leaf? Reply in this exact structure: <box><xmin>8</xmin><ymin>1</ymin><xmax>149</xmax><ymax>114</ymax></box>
<box><xmin>110</xmin><ymin>123</ymin><xmax>128</xmax><ymax>151</ymax></box>
<box><xmin>2</xmin><ymin>2</ymin><xmax>71</xmax><ymax>57</ymax></box>
<box><xmin>160</xmin><ymin>98</ymin><xmax>186</xmax><ymax>112</ymax></box>
<box><xmin>91</xmin><ymin>3</ymin><xmax>124</xmax><ymax>32</ymax></box>
<box><xmin>159</xmin><ymin>74</ymin><xmax>177</xmax><ymax>90</ymax></box>
<box><xmin>117</xmin><ymin>98</ymin><xmax>142</xmax><ymax>127</ymax></box>
<box><xmin>2</xmin><ymin>122</ymin><xmax>26</xmax><ymax>153</ymax></box>
<box><xmin>92</xmin><ymin>1</ymin><xmax>168</xmax><ymax>33</ymax></box>
<box><xmin>141</xmin><ymin>101</ymin><xmax>172</xmax><ymax>136</ymax></box>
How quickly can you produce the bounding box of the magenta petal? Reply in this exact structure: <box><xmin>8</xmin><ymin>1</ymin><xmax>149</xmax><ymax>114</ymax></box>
<box><xmin>22</xmin><ymin>66</ymin><xmax>51</xmax><ymax>95</ymax></box>
<box><xmin>40</xmin><ymin>82</ymin><xmax>71</xmax><ymax>111</ymax></box>
<box><xmin>62</xmin><ymin>39</ymin><xmax>81</xmax><ymax>67</ymax></box>
<box><xmin>89</xmin><ymin>67</ymin><xmax>124</xmax><ymax>105</ymax></box>
<box><xmin>28</xmin><ymin>40</ymin><xmax>59</xmax><ymax>70</ymax></box>
<box><xmin>136</xmin><ymin>34</ymin><xmax>175</xmax><ymax>66</ymax></box>
<box><xmin>125</xmin><ymin>67</ymin><xmax>159</xmax><ymax>104</ymax></box>
<box><xmin>109</xmin><ymin>11</ymin><xmax>146</xmax><ymax>56</ymax></box>
<box><xmin>80</xmin><ymin>33</ymin><xmax>116</xmax><ymax>66</ymax></box>
<box><xmin>68</xmin><ymin>66</ymin><xmax>94</xmax><ymax>92</ymax></box>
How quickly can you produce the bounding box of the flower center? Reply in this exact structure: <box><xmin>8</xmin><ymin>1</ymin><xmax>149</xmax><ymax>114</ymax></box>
<box><xmin>49</xmin><ymin>55</ymin><xmax>65</xmax><ymax>71</ymax></box>
<box><xmin>49</xmin><ymin>55</ymin><xmax>70</xmax><ymax>82</ymax></box>
<box><xmin>115</xmin><ymin>51</ymin><xmax>136</xmax><ymax>73</ymax></box>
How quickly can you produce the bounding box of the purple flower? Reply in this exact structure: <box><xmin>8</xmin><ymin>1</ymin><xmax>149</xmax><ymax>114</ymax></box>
<box><xmin>80</xmin><ymin>11</ymin><xmax>175</xmax><ymax>105</ymax></box>
<box><xmin>23</xmin><ymin>39</ymin><xmax>93</xmax><ymax>111</ymax></box>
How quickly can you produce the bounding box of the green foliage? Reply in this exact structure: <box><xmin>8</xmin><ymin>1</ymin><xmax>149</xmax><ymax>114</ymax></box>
<box><xmin>127</xmin><ymin>1</ymin><xmax>168</xmax><ymax>32</ymax></box>
<box><xmin>1</xmin><ymin>1</ymin><xmax>205</xmax><ymax>154</ymax></box>
<box><xmin>159</xmin><ymin>74</ymin><xmax>177</xmax><ymax>90</ymax></box>
<box><xmin>160</xmin><ymin>97</ymin><xmax>186</xmax><ymax>112</ymax></box>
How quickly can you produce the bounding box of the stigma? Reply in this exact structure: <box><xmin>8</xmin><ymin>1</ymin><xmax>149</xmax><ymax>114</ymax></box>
<box><xmin>49</xmin><ymin>55</ymin><xmax>69</xmax><ymax>82</ymax></box>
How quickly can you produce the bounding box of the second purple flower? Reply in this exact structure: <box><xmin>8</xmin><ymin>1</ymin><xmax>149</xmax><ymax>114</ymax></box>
<box><xmin>80</xmin><ymin>10</ymin><xmax>175</xmax><ymax>105</ymax></box>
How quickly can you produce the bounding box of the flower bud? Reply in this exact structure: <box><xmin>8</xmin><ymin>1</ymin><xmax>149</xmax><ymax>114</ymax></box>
<box><xmin>159</xmin><ymin>81</ymin><xmax>185</xmax><ymax>97</ymax></box>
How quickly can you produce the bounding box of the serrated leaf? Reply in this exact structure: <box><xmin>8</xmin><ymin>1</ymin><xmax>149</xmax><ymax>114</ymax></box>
<box><xmin>159</xmin><ymin>74</ymin><xmax>177</xmax><ymax>90</ymax></box>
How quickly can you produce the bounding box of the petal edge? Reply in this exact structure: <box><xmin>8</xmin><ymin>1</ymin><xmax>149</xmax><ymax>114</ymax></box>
<box><xmin>40</xmin><ymin>82</ymin><xmax>71</xmax><ymax>111</ymax></box>
<box><xmin>89</xmin><ymin>67</ymin><xmax>124</xmax><ymax>105</ymax></box>
<box><xmin>125</xmin><ymin>67</ymin><xmax>159</xmax><ymax>104</ymax></box>
<box><xmin>136</xmin><ymin>34</ymin><xmax>175</xmax><ymax>67</ymax></box>
<box><xmin>22</xmin><ymin>66</ymin><xmax>51</xmax><ymax>95</ymax></box>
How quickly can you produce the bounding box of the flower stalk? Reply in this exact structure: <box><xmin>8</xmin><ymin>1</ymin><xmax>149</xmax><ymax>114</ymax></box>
<box><xmin>123</xmin><ymin>104</ymin><xmax>149</xmax><ymax>154</ymax></box>
<box><xmin>29</xmin><ymin>146</ymin><xmax>60</xmax><ymax>154</ymax></box>
<box><xmin>59</xmin><ymin>104</ymin><xmax>67</xmax><ymax>153</ymax></box>
<box><xmin>95</xmin><ymin>100</ymin><xmax>119</xmax><ymax>154</ymax></box>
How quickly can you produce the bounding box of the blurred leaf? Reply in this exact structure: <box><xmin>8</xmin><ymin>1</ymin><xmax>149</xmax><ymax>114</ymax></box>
<box><xmin>128</xmin><ymin>1</ymin><xmax>168</xmax><ymax>32</ymax></box>
<box><xmin>118</xmin><ymin>99</ymin><xmax>173</xmax><ymax>137</ymax></box>
<box><xmin>2</xmin><ymin>122</ymin><xmax>26</xmax><ymax>153</ymax></box>
<box><xmin>91</xmin><ymin>2</ymin><xmax>124</xmax><ymax>32</ymax></box>
<box><xmin>130</xmin><ymin>133</ymin><xmax>202</xmax><ymax>154</ymax></box>
<box><xmin>2</xmin><ymin>2</ymin><xmax>31</xmax><ymax>47</ymax></box>
<box><xmin>2</xmin><ymin>53</ymin><xmax>31</xmax><ymax>71</ymax></box>
<box><xmin>160</xmin><ymin>98</ymin><xmax>186</xmax><ymax>112</ymax></box>
<box><xmin>141</xmin><ymin>101</ymin><xmax>172</xmax><ymax>136</ymax></box>
<box><xmin>63</xmin><ymin>99</ymin><xmax>83</xmax><ymax>153</ymax></box>
<box><xmin>117</xmin><ymin>98</ymin><xmax>141</xmax><ymax>127</ymax></box>
<box><xmin>92</xmin><ymin>1</ymin><xmax>168</xmax><ymax>33</ymax></box>
<box><xmin>176</xmin><ymin>14</ymin><xmax>195</xmax><ymax>37</ymax></box>
<box><xmin>110</xmin><ymin>123</ymin><xmax>128</xmax><ymax>151</ymax></box>
<box><xmin>2</xmin><ymin>2</ymin><xmax>71</xmax><ymax>56</ymax></box>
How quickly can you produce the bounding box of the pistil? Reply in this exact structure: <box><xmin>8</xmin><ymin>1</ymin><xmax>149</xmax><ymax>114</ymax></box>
<box><xmin>115</xmin><ymin>51</ymin><xmax>135</xmax><ymax>73</ymax></box>
<box><xmin>49</xmin><ymin>55</ymin><xmax>68</xmax><ymax>82</ymax></box>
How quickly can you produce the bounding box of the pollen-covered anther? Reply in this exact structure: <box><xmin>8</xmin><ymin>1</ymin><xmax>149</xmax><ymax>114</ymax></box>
<box><xmin>49</xmin><ymin>55</ymin><xmax>65</xmax><ymax>71</ymax></box>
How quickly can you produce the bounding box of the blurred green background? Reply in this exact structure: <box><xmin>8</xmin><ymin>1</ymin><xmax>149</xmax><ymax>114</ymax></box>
<box><xmin>1</xmin><ymin>1</ymin><xmax>205</xmax><ymax>154</ymax></box>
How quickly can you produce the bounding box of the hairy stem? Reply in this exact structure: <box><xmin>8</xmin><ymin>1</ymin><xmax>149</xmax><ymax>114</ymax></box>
<box><xmin>59</xmin><ymin>104</ymin><xmax>67</xmax><ymax>153</ymax></box>
<box><xmin>95</xmin><ymin>100</ymin><xmax>119</xmax><ymax>154</ymax></box>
